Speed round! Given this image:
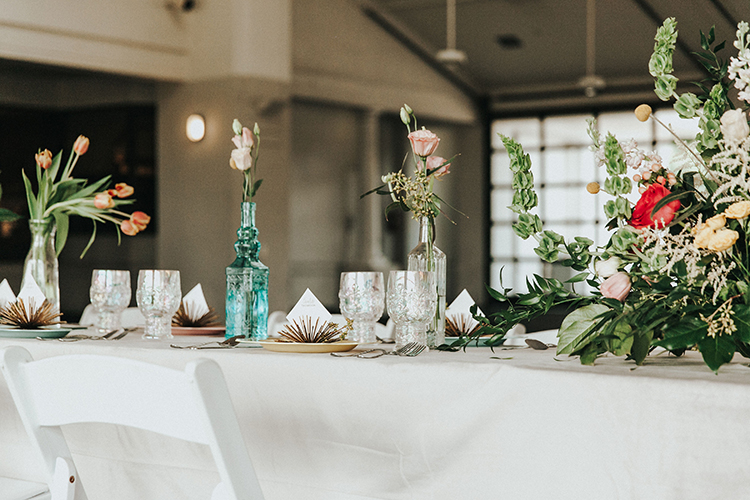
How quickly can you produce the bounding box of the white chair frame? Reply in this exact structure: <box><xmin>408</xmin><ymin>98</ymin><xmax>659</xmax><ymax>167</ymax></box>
<box><xmin>0</xmin><ymin>346</ymin><xmax>264</xmax><ymax>500</ymax></box>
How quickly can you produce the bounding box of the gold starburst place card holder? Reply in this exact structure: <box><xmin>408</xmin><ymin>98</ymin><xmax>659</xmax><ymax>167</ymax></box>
<box><xmin>171</xmin><ymin>283</ymin><xmax>221</xmax><ymax>327</ymax></box>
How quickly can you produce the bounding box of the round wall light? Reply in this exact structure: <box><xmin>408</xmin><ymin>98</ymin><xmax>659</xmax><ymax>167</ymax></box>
<box><xmin>186</xmin><ymin>114</ymin><xmax>205</xmax><ymax>142</ymax></box>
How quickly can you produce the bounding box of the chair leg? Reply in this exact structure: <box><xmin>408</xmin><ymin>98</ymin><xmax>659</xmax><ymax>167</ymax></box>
<box><xmin>50</xmin><ymin>457</ymin><xmax>76</xmax><ymax>500</ymax></box>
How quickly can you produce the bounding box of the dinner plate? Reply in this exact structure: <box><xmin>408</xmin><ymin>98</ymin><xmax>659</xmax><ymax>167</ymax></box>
<box><xmin>0</xmin><ymin>327</ymin><xmax>72</xmax><ymax>339</ymax></box>
<box><xmin>258</xmin><ymin>340</ymin><xmax>358</xmax><ymax>353</ymax></box>
<box><xmin>171</xmin><ymin>326</ymin><xmax>225</xmax><ymax>336</ymax></box>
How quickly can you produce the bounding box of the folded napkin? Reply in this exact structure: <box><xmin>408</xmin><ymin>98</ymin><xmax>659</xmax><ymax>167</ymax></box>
<box><xmin>18</xmin><ymin>270</ymin><xmax>48</xmax><ymax>315</ymax></box>
<box><xmin>182</xmin><ymin>283</ymin><xmax>210</xmax><ymax>321</ymax></box>
<box><xmin>287</xmin><ymin>288</ymin><xmax>332</xmax><ymax>324</ymax></box>
<box><xmin>446</xmin><ymin>289</ymin><xmax>484</xmax><ymax>332</ymax></box>
<box><xmin>0</xmin><ymin>279</ymin><xmax>16</xmax><ymax>311</ymax></box>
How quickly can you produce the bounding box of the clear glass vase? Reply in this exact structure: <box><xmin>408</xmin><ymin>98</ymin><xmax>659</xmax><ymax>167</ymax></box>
<box><xmin>21</xmin><ymin>218</ymin><xmax>60</xmax><ymax>314</ymax></box>
<box><xmin>407</xmin><ymin>216</ymin><xmax>446</xmax><ymax>348</ymax></box>
<box><xmin>225</xmin><ymin>202</ymin><xmax>269</xmax><ymax>340</ymax></box>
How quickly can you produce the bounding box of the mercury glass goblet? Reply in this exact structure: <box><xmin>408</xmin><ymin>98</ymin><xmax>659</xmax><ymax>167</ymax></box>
<box><xmin>89</xmin><ymin>270</ymin><xmax>131</xmax><ymax>333</ymax></box>
<box><xmin>338</xmin><ymin>271</ymin><xmax>385</xmax><ymax>344</ymax></box>
<box><xmin>386</xmin><ymin>270</ymin><xmax>436</xmax><ymax>349</ymax></box>
<box><xmin>136</xmin><ymin>270</ymin><xmax>181</xmax><ymax>340</ymax></box>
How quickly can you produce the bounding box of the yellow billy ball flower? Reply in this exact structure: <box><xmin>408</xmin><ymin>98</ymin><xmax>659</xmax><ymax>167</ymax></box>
<box><xmin>635</xmin><ymin>104</ymin><xmax>652</xmax><ymax>122</ymax></box>
<box><xmin>586</xmin><ymin>182</ymin><xmax>600</xmax><ymax>194</ymax></box>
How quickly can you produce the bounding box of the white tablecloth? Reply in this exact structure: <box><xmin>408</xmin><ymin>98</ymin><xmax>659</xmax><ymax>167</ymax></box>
<box><xmin>1</xmin><ymin>335</ymin><xmax>750</xmax><ymax>499</ymax></box>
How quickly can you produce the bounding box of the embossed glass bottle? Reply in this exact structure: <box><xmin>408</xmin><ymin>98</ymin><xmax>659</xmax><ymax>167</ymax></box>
<box><xmin>407</xmin><ymin>216</ymin><xmax>446</xmax><ymax>348</ymax></box>
<box><xmin>225</xmin><ymin>202</ymin><xmax>269</xmax><ymax>339</ymax></box>
<box><xmin>22</xmin><ymin>218</ymin><xmax>60</xmax><ymax>314</ymax></box>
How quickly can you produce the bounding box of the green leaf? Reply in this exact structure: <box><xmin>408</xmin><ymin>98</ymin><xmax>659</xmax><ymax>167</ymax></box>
<box><xmin>631</xmin><ymin>329</ymin><xmax>653</xmax><ymax>364</ymax></box>
<box><xmin>251</xmin><ymin>178</ymin><xmax>263</xmax><ymax>197</ymax></box>
<box><xmin>650</xmin><ymin>190</ymin><xmax>692</xmax><ymax>216</ymax></box>
<box><xmin>485</xmin><ymin>283</ymin><xmax>507</xmax><ymax>302</ymax></box>
<box><xmin>79</xmin><ymin>222</ymin><xmax>98</xmax><ymax>259</ymax></box>
<box><xmin>52</xmin><ymin>211</ymin><xmax>69</xmax><ymax>256</ymax></box>
<box><xmin>732</xmin><ymin>304</ymin><xmax>750</xmax><ymax>343</ymax></box>
<box><xmin>557</xmin><ymin>304</ymin><xmax>609</xmax><ymax>355</ymax></box>
<box><xmin>652</xmin><ymin>317</ymin><xmax>707</xmax><ymax>350</ymax></box>
<box><xmin>698</xmin><ymin>334</ymin><xmax>735</xmax><ymax>373</ymax></box>
<box><xmin>0</xmin><ymin>208</ymin><xmax>21</xmax><ymax>222</ymax></box>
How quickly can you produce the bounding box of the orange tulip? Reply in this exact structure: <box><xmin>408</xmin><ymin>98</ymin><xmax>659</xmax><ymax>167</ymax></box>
<box><xmin>114</xmin><ymin>183</ymin><xmax>134</xmax><ymax>198</ymax></box>
<box><xmin>130</xmin><ymin>211</ymin><xmax>151</xmax><ymax>231</ymax></box>
<box><xmin>73</xmin><ymin>135</ymin><xmax>89</xmax><ymax>155</ymax></box>
<box><xmin>121</xmin><ymin>219</ymin><xmax>139</xmax><ymax>236</ymax></box>
<box><xmin>35</xmin><ymin>149</ymin><xmax>53</xmax><ymax>170</ymax></box>
<box><xmin>93</xmin><ymin>192</ymin><xmax>115</xmax><ymax>209</ymax></box>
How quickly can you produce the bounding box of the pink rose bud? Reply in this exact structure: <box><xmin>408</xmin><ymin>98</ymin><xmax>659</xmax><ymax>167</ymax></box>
<box><xmin>425</xmin><ymin>156</ymin><xmax>451</xmax><ymax>178</ymax></box>
<box><xmin>35</xmin><ymin>149</ymin><xmax>53</xmax><ymax>170</ymax></box>
<box><xmin>93</xmin><ymin>192</ymin><xmax>114</xmax><ymax>209</ymax></box>
<box><xmin>121</xmin><ymin>219</ymin><xmax>139</xmax><ymax>236</ymax></box>
<box><xmin>633</xmin><ymin>174</ymin><xmax>641</xmax><ymax>182</ymax></box>
<box><xmin>642</xmin><ymin>171</ymin><xmax>651</xmax><ymax>180</ymax></box>
<box><xmin>241</xmin><ymin>127</ymin><xmax>254</xmax><ymax>148</ymax></box>
<box><xmin>657</xmin><ymin>175</ymin><xmax>665</xmax><ymax>185</ymax></box>
<box><xmin>130</xmin><ymin>211</ymin><xmax>151</xmax><ymax>231</ymax></box>
<box><xmin>651</xmin><ymin>163</ymin><xmax>661</xmax><ymax>172</ymax></box>
<box><xmin>73</xmin><ymin>135</ymin><xmax>89</xmax><ymax>155</ymax></box>
<box><xmin>408</xmin><ymin>128</ymin><xmax>440</xmax><ymax>158</ymax></box>
<box><xmin>114</xmin><ymin>182</ymin><xmax>134</xmax><ymax>198</ymax></box>
<box><xmin>600</xmin><ymin>272</ymin><xmax>631</xmax><ymax>302</ymax></box>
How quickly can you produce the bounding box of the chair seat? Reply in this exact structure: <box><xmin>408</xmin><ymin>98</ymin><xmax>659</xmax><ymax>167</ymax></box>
<box><xmin>0</xmin><ymin>476</ymin><xmax>50</xmax><ymax>499</ymax></box>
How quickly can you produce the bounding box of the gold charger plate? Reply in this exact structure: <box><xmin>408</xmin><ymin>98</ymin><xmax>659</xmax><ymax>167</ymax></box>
<box><xmin>258</xmin><ymin>339</ymin><xmax>358</xmax><ymax>353</ymax></box>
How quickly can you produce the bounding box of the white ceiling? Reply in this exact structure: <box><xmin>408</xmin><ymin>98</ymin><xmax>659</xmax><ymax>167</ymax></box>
<box><xmin>359</xmin><ymin>0</ymin><xmax>750</xmax><ymax>110</ymax></box>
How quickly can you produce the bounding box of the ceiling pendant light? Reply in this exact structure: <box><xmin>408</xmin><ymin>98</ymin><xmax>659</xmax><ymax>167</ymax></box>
<box><xmin>436</xmin><ymin>0</ymin><xmax>467</xmax><ymax>66</ymax></box>
<box><xmin>578</xmin><ymin>0</ymin><xmax>606</xmax><ymax>97</ymax></box>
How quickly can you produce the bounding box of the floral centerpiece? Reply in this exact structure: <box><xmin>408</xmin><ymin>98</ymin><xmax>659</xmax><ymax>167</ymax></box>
<box><xmin>225</xmin><ymin>119</ymin><xmax>269</xmax><ymax>340</ymax></box>
<box><xmin>364</xmin><ymin>104</ymin><xmax>458</xmax><ymax>347</ymax></box>
<box><xmin>21</xmin><ymin>135</ymin><xmax>150</xmax><ymax>312</ymax></box>
<box><xmin>479</xmin><ymin>19</ymin><xmax>750</xmax><ymax>372</ymax></box>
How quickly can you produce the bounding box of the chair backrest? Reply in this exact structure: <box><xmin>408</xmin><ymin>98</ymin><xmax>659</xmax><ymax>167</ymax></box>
<box><xmin>0</xmin><ymin>346</ymin><xmax>264</xmax><ymax>500</ymax></box>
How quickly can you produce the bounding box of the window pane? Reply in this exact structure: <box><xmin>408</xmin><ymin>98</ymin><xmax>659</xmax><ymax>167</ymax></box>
<box><xmin>543</xmin><ymin>147</ymin><xmax>597</xmax><ymax>185</ymax></box>
<box><xmin>654</xmin><ymin>109</ymin><xmax>700</xmax><ymax>140</ymax></box>
<box><xmin>491</xmin><ymin>224</ymin><xmax>515</xmax><ymax>259</ymax></box>
<box><xmin>490</xmin><ymin>189</ymin><xmax>514</xmax><ymax>222</ymax></box>
<box><xmin>492</xmin><ymin>118</ymin><xmax>541</xmax><ymax>150</ymax></box>
<box><xmin>597</xmin><ymin>110</ymin><xmax>652</xmax><ymax>144</ymax></box>
<box><xmin>543</xmin><ymin>114</ymin><xmax>592</xmax><ymax>146</ymax></box>
<box><xmin>542</xmin><ymin>186</ymin><xmax>597</xmax><ymax>222</ymax></box>
<box><xmin>491</xmin><ymin>151</ymin><xmax>513</xmax><ymax>186</ymax></box>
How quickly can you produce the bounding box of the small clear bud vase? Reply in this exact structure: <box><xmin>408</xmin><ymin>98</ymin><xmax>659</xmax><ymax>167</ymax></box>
<box><xmin>407</xmin><ymin>216</ymin><xmax>446</xmax><ymax>348</ymax></box>
<box><xmin>225</xmin><ymin>202</ymin><xmax>269</xmax><ymax>340</ymax></box>
<box><xmin>22</xmin><ymin>218</ymin><xmax>60</xmax><ymax>315</ymax></box>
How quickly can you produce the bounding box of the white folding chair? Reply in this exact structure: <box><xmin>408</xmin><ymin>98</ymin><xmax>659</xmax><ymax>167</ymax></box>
<box><xmin>0</xmin><ymin>346</ymin><xmax>264</xmax><ymax>500</ymax></box>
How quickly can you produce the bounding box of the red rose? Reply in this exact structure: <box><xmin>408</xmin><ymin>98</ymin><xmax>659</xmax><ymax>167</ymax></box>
<box><xmin>629</xmin><ymin>184</ymin><xmax>680</xmax><ymax>229</ymax></box>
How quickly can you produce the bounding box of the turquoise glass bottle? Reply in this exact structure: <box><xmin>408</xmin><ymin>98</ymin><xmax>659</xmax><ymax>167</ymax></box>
<box><xmin>225</xmin><ymin>202</ymin><xmax>269</xmax><ymax>339</ymax></box>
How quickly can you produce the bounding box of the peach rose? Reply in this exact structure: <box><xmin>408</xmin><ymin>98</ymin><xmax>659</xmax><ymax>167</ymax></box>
<box><xmin>725</xmin><ymin>201</ymin><xmax>750</xmax><ymax>220</ymax></box>
<box><xmin>93</xmin><ymin>192</ymin><xmax>114</xmax><ymax>209</ymax></box>
<box><xmin>600</xmin><ymin>272</ymin><xmax>631</xmax><ymax>302</ymax></box>
<box><xmin>705</xmin><ymin>214</ymin><xmax>726</xmax><ymax>230</ymax></box>
<box><xmin>694</xmin><ymin>227</ymin><xmax>714</xmax><ymax>249</ymax></box>
<box><xmin>35</xmin><ymin>149</ymin><xmax>53</xmax><ymax>170</ymax></box>
<box><xmin>426</xmin><ymin>156</ymin><xmax>451</xmax><ymax>178</ymax></box>
<box><xmin>130</xmin><ymin>211</ymin><xmax>150</xmax><ymax>231</ymax></box>
<box><xmin>232</xmin><ymin>127</ymin><xmax>254</xmax><ymax>149</ymax></box>
<box><xmin>707</xmin><ymin>229</ymin><xmax>739</xmax><ymax>252</ymax></box>
<box><xmin>230</xmin><ymin>148</ymin><xmax>252</xmax><ymax>171</ymax></box>
<box><xmin>121</xmin><ymin>219</ymin><xmax>139</xmax><ymax>236</ymax></box>
<box><xmin>114</xmin><ymin>183</ymin><xmax>134</xmax><ymax>198</ymax></box>
<box><xmin>73</xmin><ymin>135</ymin><xmax>89</xmax><ymax>155</ymax></box>
<box><xmin>408</xmin><ymin>128</ymin><xmax>440</xmax><ymax>158</ymax></box>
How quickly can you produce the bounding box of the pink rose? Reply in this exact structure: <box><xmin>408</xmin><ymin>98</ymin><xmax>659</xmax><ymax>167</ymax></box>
<box><xmin>425</xmin><ymin>156</ymin><xmax>451</xmax><ymax>178</ymax></box>
<box><xmin>93</xmin><ymin>192</ymin><xmax>114</xmax><ymax>209</ymax></box>
<box><xmin>600</xmin><ymin>272</ymin><xmax>631</xmax><ymax>302</ymax></box>
<box><xmin>230</xmin><ymin>148</ymin><xmax>253</xmax><ymax>171</ymax></box>
<box><xmin>408</xmin><ymin>129</ymin><xmax>440</xmax><ymax>157</ymax></box>
<box><xmin>231</xmin><ymin>127</ymin><xmax>254</xmax><ymax>149</ymax></box>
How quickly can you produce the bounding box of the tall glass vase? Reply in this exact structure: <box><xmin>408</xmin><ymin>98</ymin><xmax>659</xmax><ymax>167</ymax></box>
<box><xmin>22</xmin><ymin>218</ymin><xmax>60</xmax><ymax>314</ymax></box>
<box><xmin>225</xmin><ymin>201</ymin><xmax>269</xmax><ymax>340</ymax></box>
<box><xmin>407</xmin><ymin>216</ymin><xmax>446</xmax><ymax>348</ymax></box>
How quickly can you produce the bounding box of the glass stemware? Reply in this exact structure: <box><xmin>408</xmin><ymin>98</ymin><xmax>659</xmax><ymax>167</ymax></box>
<box><xmin>136</xmin><ymin>270</ymin><xmax>181</xmax><ymax>340</ymax></box>
<box><xmin>89</xmin><ymin>270</ymin><xmax>131</xmax><ymax>333</ymax></box>
<box><xmin>338</xmin><ymin>271</ymin><xmax>385</xmax><ymax>344</ymax></box>
<box><xmin>386</xmin><ymin>270</ymin><xmax>436</xmax><ymax>349</ymax></box>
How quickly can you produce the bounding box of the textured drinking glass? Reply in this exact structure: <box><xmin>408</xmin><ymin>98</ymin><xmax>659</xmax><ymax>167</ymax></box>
<box><xmin>89</xmin><ymin>270</ymin><xmax>131</xmax><ymax>333</ymax></box>
<box><xmin>338</xmin><ymin>271</ymin><xmax>385</xmax><ymax>344</ymax></box>
<box><xmin>136</xmin><ymin>270</ymin><xmax>181</xmax><ymax>340</ymax></box>
<box><xmin>386</xmin><ymin>271</ymin><xmax>437</xmax><ymax>349</ymax></box>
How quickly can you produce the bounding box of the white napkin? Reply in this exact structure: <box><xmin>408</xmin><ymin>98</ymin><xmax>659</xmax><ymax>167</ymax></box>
<box><xmin>18</xmin><ymin>270</ymin><xmax>47</xmax><ymax>314</ymax></box>
<box><xmin>446</xmin><ymin>289</ymin><xmax>484</xmax><ymax>331</ymax></box>
<box><xmin>287</xmin><ymin>288</ymin><xmax>332</xmax><ymax>324</ymax></box>
<box><xmin>182</xmin><ymin>283</ymin><xmax>210</xmax><ymax>320</ymax></box>
<box><xmin>0</xmin><ymin>279</ymin><xmax>16</xmax><ymax>311</ymax></box>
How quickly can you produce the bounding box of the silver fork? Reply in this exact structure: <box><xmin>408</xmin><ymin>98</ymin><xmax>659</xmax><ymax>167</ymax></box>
<box><xmin>52</xmin><ymin>329</ymin><xmax>121</xmax><ymax>342</ymax></box>
<box><xmin>331</xmin><ymin>341</ymin><xmax>427</xmax><ymax>358</ymax></box>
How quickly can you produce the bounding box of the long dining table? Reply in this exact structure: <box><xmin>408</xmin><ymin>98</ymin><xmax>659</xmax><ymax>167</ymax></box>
<box><xmin>1</xmin><ymin>332</ymin><xmax>750</xmax><ymax>500</ymax></box>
